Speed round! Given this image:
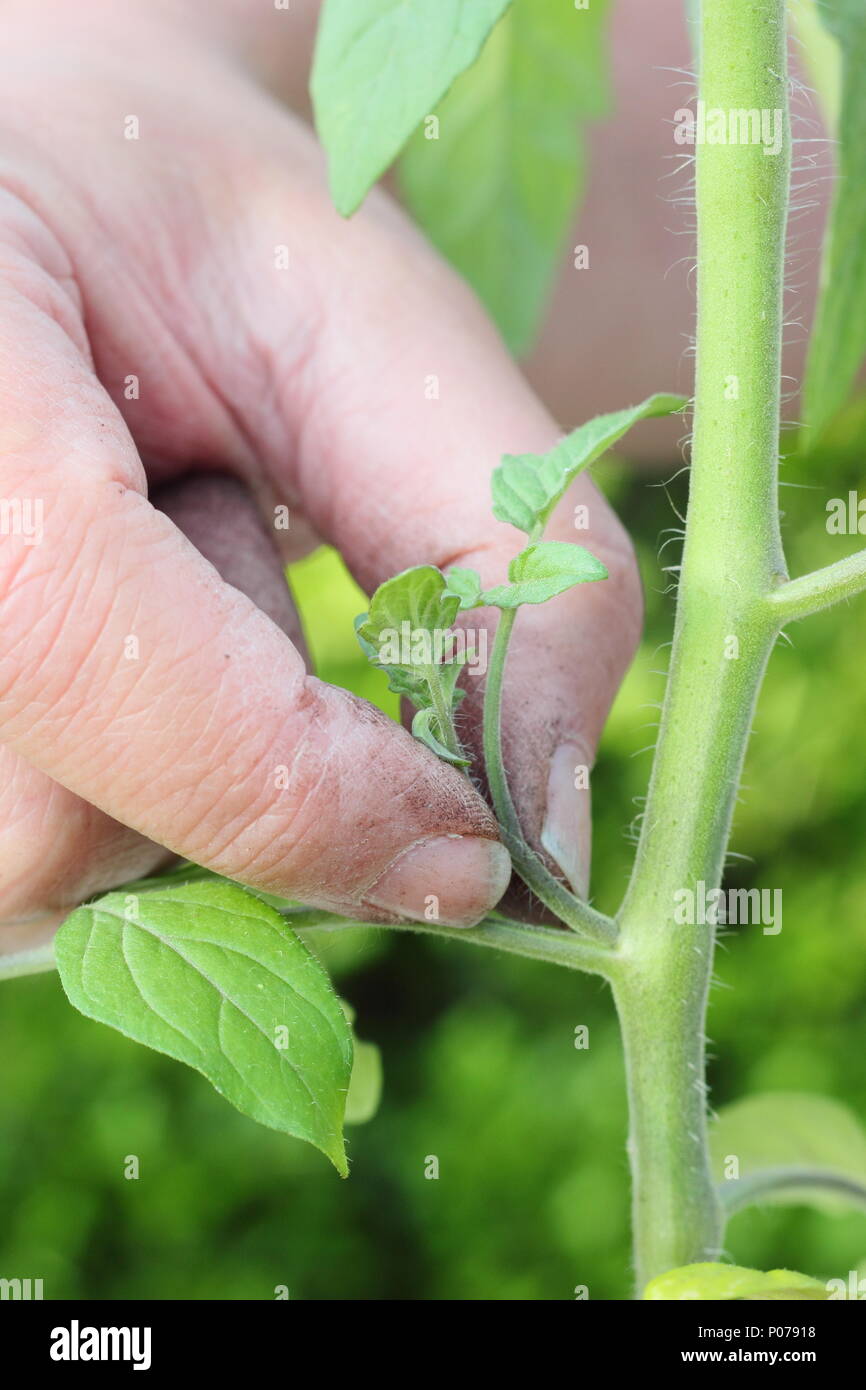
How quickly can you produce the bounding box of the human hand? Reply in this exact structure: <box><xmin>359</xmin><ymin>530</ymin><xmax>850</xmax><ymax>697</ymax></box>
<box><xmin>0</xmin><ymin>0</ymin><xmax>643</xmax><ymax>951</ymax></box>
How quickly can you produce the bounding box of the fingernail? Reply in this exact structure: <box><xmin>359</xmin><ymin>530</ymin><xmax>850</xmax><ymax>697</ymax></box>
<box><xmin>540</xmin><ymin>743</ymin><xmax>592</xmax><ymax>898</ymax></box>
<box><xmin>363</xmin><ymin>834</ymin><xmax>512</xmax><ymax>927</ymax></box>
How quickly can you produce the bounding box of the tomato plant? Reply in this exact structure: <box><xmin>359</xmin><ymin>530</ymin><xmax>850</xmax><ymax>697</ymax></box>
<box><xmin>4</xmin><ymin>0</ymin><xmax>866</xmax><ymax>1300</ymax></box>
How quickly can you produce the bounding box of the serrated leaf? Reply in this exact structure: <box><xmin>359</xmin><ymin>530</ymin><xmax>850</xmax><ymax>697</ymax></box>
<box><xmin>54</xmin><ymin>881</ymin><xmax>353</xmax><ymax>1174</ymax></box>
<box><xmin>411</xmin><ymin>705</ymin><xmax>470</xmax><ymax>767</ymax></box>
<box><xmin>357</xmin><ymin>568</ymin><xmax>471</xmax><ymax>765</ymax></box>
<box><xmin>712</xmin><ymin>1091</ymin><xmax>866</xmax><ymax>1215</ymax></box>
<box><xmin>400</xmin><ymin>0</ymin><xmax>611</xmax><ymax>352</ymax></box>
<box><xmin>380</xmin><ymin>666</ymin><xmax>430</xmax><ymax>702</ymax></box>
<box><xmin>355</xmin><ymin>615</ymin><xmax>430</xmax><ymax>702</ymax></box>
<box><xmin>492</xmin><ymin>394</ymin><xmax>687</xmax><ymax>534</ymax></box>
<box><xmin>312</xmin><ymin>0</ymin><xmax>512</xmax><ymax>216</ymax></box>
<box><xmin>644</xmin><ymin>1263</ymin><xmax>828</xmax><ymax>1301</ymax></box>
<box><xmin>482</xmin><ymin>541</ymin><xmax>607</xmax><ymax>608</ymax></box>
<box><xmin>353</xmin><ymin>612</ymin><xmax>377</xmax><ymax>662</ymax></box>
<box><xmin>802</xmin><ymin>0</ymin><xmax>866</xmax><ymax>439</ymax></box>
<box><xmin>444</xmin><ymin>566</ymin><xmax>484</xmax><ymax>610</ymax></box>
<box><xmin>358</xmin><ymin>566</ymin><xmax>459</xmax><ymax>658</ymax></box>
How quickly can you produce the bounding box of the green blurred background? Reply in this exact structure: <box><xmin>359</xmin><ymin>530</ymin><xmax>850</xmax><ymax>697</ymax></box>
<box><xmin>2</xmin><ymin>433</ymin><xmax>866</xmax><ymax>1301</ymax></box>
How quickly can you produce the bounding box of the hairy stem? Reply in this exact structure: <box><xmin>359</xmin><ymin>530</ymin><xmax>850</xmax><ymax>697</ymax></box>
<box><xmin>720</xmin><ymin>1166</ymin><xmax>866</xmax><ymax>1216</ymax></box>
<box><xmin>767</xmin><ymin>547</ymin><xmax>866</xmax><ymax>622</ymax></box>
<box><xmin>292</xmin><ymin>909</ymin><xmax>618</xmax><ymax>978</ymax></box>
<box><xmin>425</xmin><ymin>664</ymin><xmax>465</xmax><ymax>762</ymax></box>
<box><xmin>616</xmin><ymin>0</ymin><xmax>791</xmax><ymax>1290</ymax></box>
<box><xmin>0</xmin><ymin>940</ymin><xmax>56</xmax><ymax>981</ymax></box>
<box><xmin>0</xmin><ymin>899</ymin><xmax>617</xmax><ymax>985</ymax></box>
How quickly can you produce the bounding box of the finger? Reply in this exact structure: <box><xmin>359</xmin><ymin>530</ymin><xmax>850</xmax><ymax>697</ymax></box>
<box><xmin>218</xmin><ymin>159</ymin><xmax>644</xmax><ymax>900</ymax></box>
<box><xmin>151</xmin><ymin>471</ymin><xmax>312</xmax><ymax>666</ymax></box>
<box><xmin>0</xmin><ymin>470</ymin><xmax>319</xmax><ymax>943</ymax></box>
<box><xmin>0</xmin><ymin>291</ymin><xmax>510</xmax><ymax>928</ymax></box>
<box><xmin>0</xmin><ymin>742</ymin><xmax>169</xmax><ymax>931</ymax></box>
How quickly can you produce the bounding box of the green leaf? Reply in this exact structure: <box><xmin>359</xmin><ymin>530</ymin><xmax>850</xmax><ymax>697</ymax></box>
<box><xmin>444</xmin><ymin>566</ymin><xmax>484</xmax><ymax>610</ymax></box>
<box><xmin>411</xmin><ymin>706</ymin><xmax>470</xmax><ymax>766</ymax></box>
<box><xmin>376</xmin><ymin>664</ymin><xmax>429</xmax><ymax>703</ymax></box>
<box><xmin>54</xmin><ymin>881</ymin><xmax>353</xmax><ymax>1175</ymax></box>
<box><xmin>358</xmin><ymin>565</ymin><xmax>459</xmax><ymax>661</ymax></box>
<box><xmin>340</xmin><ymin>1001</ymin><xmax>383</xmax><ymax>1126</ymax></box>
<box><xmin>802</xmin><ymin>0</ymin><xmax>866</xmax><ymax>439</ymax></box>
<box><xmin>712</xmin><ymin>1091</ymin><xmax>866</xmax><ymax>1215</ymax></box>
<box><xmin>312</xmin><ymin>0</ymin><xmax>512</xmax><ymax>216</ymax></box>
<box><xmin>492</xmin><ymin>394</ymin><xmax>687</xmax><ymax>534</ymax></box>
<box><xmin>399</xmin><ymin>0</ymin><xmax>611</xmax><ymax>352</ymax></box>
<box><xmin>482</xmin><ymin>541</ymin><xmax>607</xmax><ymax>608</ymax></box>
<box><xmin>644</xmin><ymin>1263</ymin><xmax>828</xmax><ymax>1302</ymax></box>
<box><xmin>788</xmin><ymin>0</ymin><xmax>842</xmax><ymax>133</ymax></box>
<box><xmin>748</xmin><ymin>1288</ymin><xmax>835</xmax><ymax>1301</ymax></box>
<box><xmin>353</xmin><ymin>612</ymin><xmax>377</xmax><ymax>662</ymax></box>
<box><xmin>354</xmin><ymin>613</ymin><xmax>429</xmax><ymax>702</ymax></box>
<box><xmin>357</xmin><ymin>567</ymin><xmax>471</xmax><ymax>766</ymax></box>
<box><xmin>356</xmin><ymin>566</ymin><xmax>461</xmax><ymax>694</ymax></box>
<box><xmin>345</xmin><ymin>1037</ymin><xmax>384</xmax><ymax>1125</ymax></box>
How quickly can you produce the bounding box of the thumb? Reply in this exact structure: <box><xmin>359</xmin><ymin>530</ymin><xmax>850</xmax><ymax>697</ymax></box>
<box><xmin>0</xmin><ymin>292</ymin><xmax>510</xmax><ymax>927</ymax></box>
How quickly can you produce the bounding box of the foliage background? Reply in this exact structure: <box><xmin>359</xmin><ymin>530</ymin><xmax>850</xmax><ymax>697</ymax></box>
<box><xmin>2</xmin><ymin>426</ymin><xmax>866</xmax><ymax>1299</ymax></box>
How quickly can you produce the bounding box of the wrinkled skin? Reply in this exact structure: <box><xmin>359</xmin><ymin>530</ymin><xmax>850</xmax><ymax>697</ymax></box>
<box><xmin>0</xmin><ymin>0</ymin><xmax>822</xmax><ymax>953</ymax></box>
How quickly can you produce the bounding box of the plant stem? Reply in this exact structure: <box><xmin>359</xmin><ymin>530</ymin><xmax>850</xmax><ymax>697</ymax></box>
<box><xmin>0</xmin><ymin>902</ymin><xmax>616</xmax><ymax>984</ymax></box>
<box><xmin>426</xmin><ymin>664</ymin><xmax>465</xmax><ymax>762</ymax></box>
<box><xmin>615</xmin><ymin>0</ymin><xmax>791</xmax><ymax>1290</ymax></box>
<box><xmin>483</xmin><ymin>605</ymin><xmax>617</xmax><ymax>945</ymax></box>
<box><xmin>293</xmin><ymin>909</ymin><xmax>618</xmax><ymax>977</ymax></box>
<box><xmin>0</xmin><ymin>940</ymin><xmax>56</xmax><ymax>981</ymax></box>
<box><xmin>720</xmin><ymin>1166</ymin><xmax>866</xmax><ymax>1216</ymax></box>
<box><xmin>767</xmin><ymin>547</ymin><xmax>866</xmax><ymax>622</ymax></box>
